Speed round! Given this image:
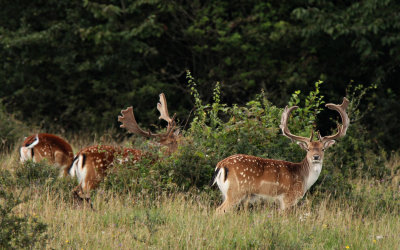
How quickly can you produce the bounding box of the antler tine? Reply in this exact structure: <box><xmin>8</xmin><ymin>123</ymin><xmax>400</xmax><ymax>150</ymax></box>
<box><xmin>280</xmin><ymin>106</ymin><xmax>310</xmax><ymax>143</ymax></box>
<box><xmin>156</xmin><ymin>93</ymin><xmax>177</xmax><ymax>136</ymax></box>
<box><xmin>118</xmin><ymin>107</ymin><xmax>154</xmax><ymax>138</ymax></box>
<box><xmin>320</xmin><ymin>97</ymin><xmax>350</xmax><ymax>142</ymax></box>
<box><xmin>157</xmin><ymin>93</ymin><xmax>172</xmax><ymax>123</ymax></box>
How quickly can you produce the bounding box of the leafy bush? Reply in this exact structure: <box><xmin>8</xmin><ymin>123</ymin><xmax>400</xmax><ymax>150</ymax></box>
<box><xmin>0</xmin><ymin>169</ymin><xmax>47</xmax><ymax>249</ymax></box>
<box><xmin>14</xmin><ymin>161</ymin><xmax>78</xmax><ymax>202</ymax></box>
<box><xmin>100</xmin><ymin>75</ymin><xmax>387</xmax><ymax>207</ymax></box>
<box><xmin>15</xmin><ymin>161</ymin><xmax>59</xmax><ymax>187</ymax></box>
<box><xmin>100</xmin><ymin>151</ymin><xmax>165</xmax><ymax>197</ymax></box>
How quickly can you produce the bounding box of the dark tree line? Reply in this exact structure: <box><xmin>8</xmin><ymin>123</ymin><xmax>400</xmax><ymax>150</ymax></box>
<box><xmin>0</xmin><ymin>0</ymin><xmax>399</xmax><ymax>150</ymax></box>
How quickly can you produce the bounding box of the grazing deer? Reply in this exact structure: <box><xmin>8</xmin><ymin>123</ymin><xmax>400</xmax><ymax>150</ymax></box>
<box><xmin>20</xmin><ymin>133</ymin><xmax>74</xmax><ymax>176</ymax></box>
<box><xmin>211</xmin><ymin>98</ymin><xmax>349</xmax><ymax>214</ymax></box>
<box><xmin>68</xmin><ymin>93</ymin><xmax>180</xmax><ymax>201</ymax></box>
<box><xmin>68</xmin><ymin>145</ymin><xmax>142</xmax><ymax>201</ymax></box>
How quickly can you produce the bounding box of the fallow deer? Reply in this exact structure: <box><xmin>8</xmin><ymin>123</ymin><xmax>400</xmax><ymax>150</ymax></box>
<box><xmin>20</xmin><ymin>133</ymin><xmax>74</xmax><ymax>176</ymax></box>
<box><xmin>68</xmin><ymin>145</ymin><xmax>142</xmax><ymax>201</ymax></box>
<box><xmin>69</xmin><ymin>93</ymin><xmax>180</xmax><ymax>201</ymax></box>
<box><xmin>211</xmin><ymin>98</ymin><xmax>349</xmax><ymax>214</ymax></box>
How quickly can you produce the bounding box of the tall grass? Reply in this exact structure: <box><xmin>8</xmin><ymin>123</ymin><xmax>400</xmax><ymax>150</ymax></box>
<box><xmin>1</xmin><ymin>148</ymin><xmax>400</xmax><ymax>249</ymax></box>
<box><xmin>9</xmin><ymin>187</ymin><xmax>400</xmax><ymax>249</ymax></box>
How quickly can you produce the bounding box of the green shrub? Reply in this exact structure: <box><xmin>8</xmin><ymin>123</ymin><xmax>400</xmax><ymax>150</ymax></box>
<box><xmin>99</xmin><ymin>148</ymin><xmax>170</xmax><ymax>198</ymax></box>
<box><xmin>170</xmin><ymin>72</ymin><xmax>321</xmax><ymax>190</ymax></box>
<box><xmin>15</xmin><ymin>161</ymin><xmax>59</xmax><ymax>188</ymax></box>
<box><xmin>101</xmin><ymin>76</ymin><xmax>387</xmax><ymax>206</ymax></box>
<box><xmin>15</xmin><ymin>161</ymin><xmax>78</xmax><ymax>202</ymax></box>
<box><xmin>0</xmin><ymin>169</ymin><xmax>47</xmax><ymax>249</ymax></box>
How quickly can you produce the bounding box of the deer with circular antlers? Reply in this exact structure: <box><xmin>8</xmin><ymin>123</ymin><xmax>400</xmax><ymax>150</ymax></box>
<box><xmin>211</xmin><ymin>98</ymin><xmax>349</xmax><ymax>214</ymax></box>
<box><xmin>68</xmin><ymin>93</ymin><xmax>180</xmax><ymax>202</ymax></box>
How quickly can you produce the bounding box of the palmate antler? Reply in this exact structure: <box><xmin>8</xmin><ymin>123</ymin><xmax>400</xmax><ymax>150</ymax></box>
<box><xmin>118</xmin><ymin>93</ymin><xmax>178</xmax><ymax>140</ymax></box>
<box><xmin>156</xmin><ymin>93</ymin><xmax>177</xmax><ymax>137</ymax></box>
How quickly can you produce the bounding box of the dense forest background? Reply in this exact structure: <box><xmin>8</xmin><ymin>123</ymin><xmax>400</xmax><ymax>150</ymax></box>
<box><xmin>0</xmin><ymin>0</ymin><xmax>399</xmax><ymax>151</ymax></box>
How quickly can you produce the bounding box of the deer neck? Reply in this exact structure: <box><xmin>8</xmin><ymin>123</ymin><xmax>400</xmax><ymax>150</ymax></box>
<box><xmin>301</xmin><ymin>158</ymin><xmax>323</xmax><ymax>192</ymax></box>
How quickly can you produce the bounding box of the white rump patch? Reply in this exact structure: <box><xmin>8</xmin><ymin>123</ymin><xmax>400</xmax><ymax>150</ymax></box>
<box><xmin>72</xmin><ymin>154</ymin><xmax>88</xmax><ymax>189</ymax></box>
<box><xmin>69</xmin><ymin>157</ymin><xmax>78</xmax><ymax>177</ymax></box>
<box><xmin>215</xmin><ymin>168</ymin><xmax>230</xmax><ymax>201</ymax></box>
<box><xmin>27</xmin><ymin>135</ymin><xmax>39</xmax><ymax>149</ymax></box>
<box><xmin>20</xmin><ymin>147</ymin><xmax>32</xmax><ymax>163</ymax></box>
<box><xmin>20</xmin><ymin>135</ymin><xmax>39</xmax><ymax>163</ymax></box>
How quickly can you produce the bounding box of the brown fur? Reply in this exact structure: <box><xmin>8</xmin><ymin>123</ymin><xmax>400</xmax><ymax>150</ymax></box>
<box><xmin>21</xmin><ymin>133</ymin><xmax>74</xmax><ymax>176</ymax></box>
<box><xmin>70</xmin><ymin>145</ymin><xmax>142</xmax><ymax>199</ymax></box>
<box><xmin>215</xmin><ymin>154</ymin><xmax>310</xmax><ymax>213</ymax></box>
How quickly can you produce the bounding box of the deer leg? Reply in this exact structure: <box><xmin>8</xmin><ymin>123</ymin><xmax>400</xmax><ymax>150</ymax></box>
<box><xmin>72</xmin><ymin>183</ymin><xmax>93</xmax><ymax>208</ymax></box>
<box><xmin>216</xmin><ymin>199</ymin><xmax>233</xmax><ymax>215</ymax></box>
<box><xmin>216</xmin><ymin>192</ymin><xmax>246</xmax><ymax>215</ymax></box>
<box><xmin>80</xmin><ymin>180</ymin><xmax>95</xmax><ymax>209</ymax></box>
<box><xmin>72</xmin><ymin>184</ymin><xmax>85</xmax><ymax>205</ymax></box>
<box><xmin>280</xmin><ymin>192</ymin><xmax>302</xmax><ymax>212</ymax></box>
<box><xmin>54</xmin><ymin>151</ymin><xmax>67</xmax><ymax>176</ymax></box>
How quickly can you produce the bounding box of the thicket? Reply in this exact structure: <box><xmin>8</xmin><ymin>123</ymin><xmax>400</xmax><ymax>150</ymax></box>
<box><xmin>100</xmin><ymin>75</ymin><xmax>396</xmax><ymax>214</ymax></box>
<box><xmin>0</xmin><ymin>158</ymin><xmax>82</xmax><ymax>247</ymax></box>
<box><xmin>0</xmin><ymin>167</ymin><xmax>48</xmax><ymax>248</ymax></box>
<box><xmin>0</xmin><ymin>0</ymin><xmax>399</xmax><ymax>150</ymax></box>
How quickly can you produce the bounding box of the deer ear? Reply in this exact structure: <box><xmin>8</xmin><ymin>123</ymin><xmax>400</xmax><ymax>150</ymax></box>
<box><xmin>297</xmin><ymin>141</ymin><xmax>308</xmax><ymax>151</ymax></box>
<box><xmin>323</xmin><ymin>140</ymin><xmax>335</xmax><ymax>149</ymax></box>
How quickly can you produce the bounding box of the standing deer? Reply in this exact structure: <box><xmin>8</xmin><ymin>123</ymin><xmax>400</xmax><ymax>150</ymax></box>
<box><xmin>211</xmin><ymin>98</ymin><xmax>349</xmax><ymax>214</ymax></box>
<box><xmin>68</xmin><ymin>93</ymin><xmax>180</xmax><ymax>201</ymax></box>
<box><xmin>20</xmin><ymin>133</ymin><xmax>74</xmax><ymax>176</ymax></box>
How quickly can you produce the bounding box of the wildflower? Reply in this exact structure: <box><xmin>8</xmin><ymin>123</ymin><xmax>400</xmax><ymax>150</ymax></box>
<box><xmin>345</xmin><ymin>246</ymin><xmax>349</xmax><ymax>249</ymax></box>
<box><xmin>373</xmin><ymin>239</ymin><xmax>377</xmax><ymax>243</ymax></box>
<box><xmin>66</xmin><ymin>240</ymin><xmax>69</xmax><ymax>244</ymax></box>
<box><xmin>322</xmin><ymin>224</ymin><xmax>327</xmax><ymax>229</ymax></box>
<box><xmin>376</xmin><ymin>235</ymin><xmax>384</xmax><ymax>240</ymax></box>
